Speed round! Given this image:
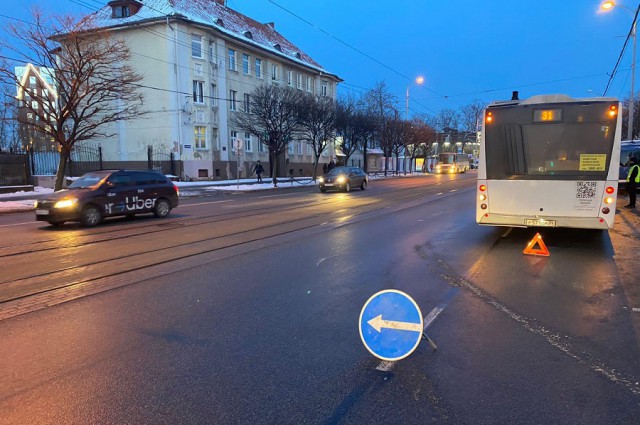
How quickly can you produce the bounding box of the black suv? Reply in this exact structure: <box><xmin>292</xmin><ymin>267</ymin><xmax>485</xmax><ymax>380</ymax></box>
<box><xmin>35</xmin><ymin>170</ymin><xmax>179</xmax><ymax>227</ymax></box>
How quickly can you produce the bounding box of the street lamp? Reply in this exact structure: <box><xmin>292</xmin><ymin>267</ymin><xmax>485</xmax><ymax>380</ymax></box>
<box><xmin>601</xmin><ymin>1</ymin><xmax>637</xmax><ymax>140</ymax></box>
<box><xmin>405</xmin><ymin>76</ymin><xmax>424</xmax><ymax>120</ymax></box>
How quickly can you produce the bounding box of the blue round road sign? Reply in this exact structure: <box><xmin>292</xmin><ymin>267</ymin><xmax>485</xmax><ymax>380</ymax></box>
<box><xmin>359</xmin><ymin>289</ymin><xmax>424</xmax><ymax>361</ymax></box>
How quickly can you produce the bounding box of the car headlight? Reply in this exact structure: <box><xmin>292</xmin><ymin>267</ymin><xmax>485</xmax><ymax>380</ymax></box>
<box><xmin>33</xmin><ymin>200</ymin><xmax>39</xmax><ymax>208</ymax></box>
<box><xmin>54</xmin><ymin>198</ymin><xmax>78</xmax><ymax>209</ymax></box>
<box><xmin>318</xmin><ymin>177</ymin><xmax>324</xmax><ymax>183</ymax></box>
<box><xmin>336</xmin><ymin>176</ymin><xmax>346</xmax><ymax>184</ymax></box>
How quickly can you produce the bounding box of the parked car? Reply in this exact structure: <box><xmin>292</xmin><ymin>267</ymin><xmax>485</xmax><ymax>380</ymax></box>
<box><xmin>318</xmin><ymin>166</ymin><xmax>368</xmax><ymax>193</ymax></box>
<box><xmin>34</xmin><ymin>170</ymin><xmax>179</xmax><ymax>227</ymax></box>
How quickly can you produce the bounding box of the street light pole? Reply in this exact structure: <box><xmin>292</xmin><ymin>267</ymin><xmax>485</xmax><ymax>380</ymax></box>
<box><xmin>405</xmin><ymin>76</ymin><xmax>424</xmax><ymax>172</ymax></box>
<box><xmin>601</xmin><ymin>1</ymin><xmax>638</xmax><ymax>139</ymax></box>
<box><xmin>631</xmin><ymin>19</ymin><xmax>636</xmax><ymax>140</ymax></box>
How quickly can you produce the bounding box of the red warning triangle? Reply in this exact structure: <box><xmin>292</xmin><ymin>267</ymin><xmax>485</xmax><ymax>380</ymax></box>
<box><xmin>523</xmin><ymin>233</ymin><xmax>550</xmax><ymax>257</ymax></box>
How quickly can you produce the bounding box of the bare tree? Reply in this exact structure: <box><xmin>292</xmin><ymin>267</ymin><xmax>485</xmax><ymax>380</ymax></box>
<box><xmin>0</xmin><ymin>10</ymin><xmax>144</xmax><ymax>190</ymax></box>
<box><xmin>405</xmin><ymin>118</ymin><xmax>436</xmax><ymax>172</ymax></box>
<box><xmin>363</xmin><ymin>82</ymin><xmax>398</xmax><ymax>175</ymax></box>
<box><xmin>298</xmin><ymin>93</ymin><xmax>335</xmax><ymax>180</ymax></box>
<box><xmin>460</xmin><ymin>99</ymin><xmax>487</xmax><ymax>133</ymax></box>
<box><xmin>436</xmin><ymin>108</ymin><xmax>460</xmax><ymax>132</ymax></box>
<box><xmin>232</xmin><ymin>84</ymin><xmax>303</xmax><ymax>186</ymax></box>
<box><xmin>334</xmin><ymin>97</ymin><xmax>360</xmax><ymax>165</ymax></box>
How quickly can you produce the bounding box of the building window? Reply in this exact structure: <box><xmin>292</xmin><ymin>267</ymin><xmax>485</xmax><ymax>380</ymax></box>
<box><xmin>259</xmin><ymin>140</ymin><xmax>265</xmax><ymax>152</ymax></box>
<box><xmin>287</xmin><ymin>70</ymin><xmax>293</xmax><ymax>86</ymax></box>
<box><xmin>271</xmin><ymin>64</ymin><xmax>278</xmax><ymax>81</ymax></box>
<box><xmin>245</xmin><ymin>132</ymin><xmax>252</xmax><ymax>151</ymax></box>
<box><xmin>29</xmin><ymin>76</ymin><xmax>36</xmax><ymax>86</ymax></box>
<box><xmin>113</xmin><ymin>5</ymin><xmax>130</xmax><ymax>18</ymax></box>
<box><xmin>296</xmin><ymin>73</ymin><xmax>302</xmax><ymax>90</ymax></box>
<box><xmin>255</xmin><ymin>59</ymin><xmax>262</xmax><ymax>78</ymax></box>
<box><xmin>31</xmin><ymin>101</ymin><xmax>38</xmax><ymax>110</ymax></box>
<box><xmin>306</xmin><ymin>76</ymin><xmax>312</xmax><ymax>92</ymax></box>
<box><xmin>192</xmin><ymin>35</ymin><xmax>202</xmax><ymax>58</ymax></box>
<box><xmin>229</xmin><ymin>90</ymin><xmax>237</xmax><ymax>111</ymax></box>
<box><xmin>243</xmin><ymin>93</ymin><xmax>250</xmax><ymax>113</ymax></box>
<box><xmin>321</xmin><ymin>81</ymin><xmax>328</xmax><ymax>97</ymax></box>
<box><xmin>210</xmin><ymin>83</ymin><xmax>217</xmax><ymax>106</ymax></box>
<box><xmin>228</xmin><ymin>49</ymin><xmax>237</xmax><ymax>71</ymax></box>
<box><xmin>297</xmin><ymin>142</ymin><xmax>303</xmax><ymax>155</ymax></box>
<box><xmin>193</xmin><ymin>80</ymin><xmax>204</xmax><ymax>103</ymax></box>
<box><xmin>194</xmin><ymin>126</ymin><xmax>206</xmax><ymax>149</ymax></box>
<box><xmin>230</xmin><ymin>130</ymin><xmax>238</xmax><ymax>148</ymax></box>
<box><xmin>242</xmin><ymin>54</ymin><xmax>250</xmax><ymax>75</ymax></box>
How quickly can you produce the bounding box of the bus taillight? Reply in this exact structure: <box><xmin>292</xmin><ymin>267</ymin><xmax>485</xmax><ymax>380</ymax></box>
<box><xmin>609</xmin><ymin>105</ymin><xmax>617</xmax><ymax>117</ymax></box>
<box><xmin>479</xmin><ymin>194</ymin><xmax>487</xmax><ymax>201</ymax></box>
<box><xmin>479</xmin><ymin>184</ymin><xmax>487</xmax><ymax>191</ymax></box>
<box><xmin>604</xmin><ymin>197</ymin><xmax>614</xmax><ymax>204</ymax></box>
<box><xmin>606</xmin><ymin>186</ymin><xmax>615</xmax><ymax>194</ymax></box>
<box><xmin>602</xmin><ymin>207</ymin><xmax>611</xmax><ymax>214</ymax></box>
<box><xmin>486</xmin><ymin>111</ymin><xmax>493</xmax><ymax>123</ymax></box>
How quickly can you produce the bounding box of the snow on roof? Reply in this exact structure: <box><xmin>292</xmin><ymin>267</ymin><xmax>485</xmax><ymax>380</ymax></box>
<box><xmin>91</xmin><ymin>0</ymin><xmax>339</xmax><ymax>79</ymax></box>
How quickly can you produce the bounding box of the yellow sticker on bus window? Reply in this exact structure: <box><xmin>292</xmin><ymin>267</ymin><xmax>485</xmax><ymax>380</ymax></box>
<box><xmin>579</xmin><ymin>154</ymin><xmax>607</xmax><ymax>171</ymax></box>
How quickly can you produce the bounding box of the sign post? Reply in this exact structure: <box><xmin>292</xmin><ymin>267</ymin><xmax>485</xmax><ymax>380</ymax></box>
<box><xmin>359</xmin><ymin>289</ymin><xmax>424</xmax><ymax>361</ymax></box>
<box><xmin>234</xmin><ymin>138</ymin><xmax>244</xmax><ymax>189</ymax></box>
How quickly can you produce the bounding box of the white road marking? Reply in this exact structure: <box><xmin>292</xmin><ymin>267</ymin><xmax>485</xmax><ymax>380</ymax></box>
<box><xmin>180</xmin><ymin>200</ymin><xmax>232</xmax><ymax>207</ymax></box>
<box><xmin>0</xmin><ymin>221</ymin><xmax>38</xmax><ymax>228</ymax></box>
<box><xmin>375</xmin><ymin>306</ymin><xmax>444</xmax><ymax>371</ymax></box>
<box><xmin>633</xmin><ymin>308</ymin><xmax>640</xmax><ymax>313</ymax></box>
<box><xmin>436</xmin><ymin>192</ymin><xmax>444</xmax><ymax>196</ymax></box>
<box><xmin>257</xmin><ymin>193</ymin><xmax>299</xmax><ymax>199</ymax></box>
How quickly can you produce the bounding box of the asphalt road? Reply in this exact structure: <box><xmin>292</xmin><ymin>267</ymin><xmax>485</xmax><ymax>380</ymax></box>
<box><xmin>1</xmin><ymin>173</ymin><xmax>639</xmax><ymax>424</ymax></box>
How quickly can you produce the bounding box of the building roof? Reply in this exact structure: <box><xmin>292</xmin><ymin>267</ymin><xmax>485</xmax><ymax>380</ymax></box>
<box><xmin>92</xmin><ymin>0</ymin><xmax>341</xmax><ymax>81</ymax></box>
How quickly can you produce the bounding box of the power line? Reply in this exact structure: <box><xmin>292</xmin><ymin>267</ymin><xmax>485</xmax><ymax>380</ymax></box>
<box><xmin>603</xmin><ymin>4</ymin><xmax>640</xmax><ymax>96</ymax></box>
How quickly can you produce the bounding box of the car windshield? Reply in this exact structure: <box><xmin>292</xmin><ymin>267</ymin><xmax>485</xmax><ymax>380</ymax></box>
<box><xmin>68</xmin><ymin>173</ymin><xmax>105</xmax><ymax>188</ymax></box>
<box><xmin>326</xmin><ymin>167</ymin><xmax>350</xmax><ymax>176</ymax></box>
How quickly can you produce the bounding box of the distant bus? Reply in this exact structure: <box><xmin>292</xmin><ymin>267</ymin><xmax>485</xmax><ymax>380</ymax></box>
<box><xmin>476</xmin><ymin>94</ymin><xmax>621</xmax><ymax>230</ymax></box>
<box><xmin>434</xmin><ymin>152</ymin><xmax>469</xmax><ymax>174</ymax></box>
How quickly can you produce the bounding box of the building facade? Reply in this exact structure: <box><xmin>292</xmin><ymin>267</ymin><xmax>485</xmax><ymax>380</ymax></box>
<box><xmin>89</xmin><ymin>0</ymin><xmax>341</xmax><ymax>179</ymax></box>
<box><xmin>14</xmin><ymin>64</ymin><xmax>57</xmax><ymax>152</ymax></box>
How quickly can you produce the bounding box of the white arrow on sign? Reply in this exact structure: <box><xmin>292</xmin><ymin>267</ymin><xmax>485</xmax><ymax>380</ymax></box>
<box><xmin>367</xmin><ymin>315</ymin><xmax>422</xmax><ymax>333</ymax></box>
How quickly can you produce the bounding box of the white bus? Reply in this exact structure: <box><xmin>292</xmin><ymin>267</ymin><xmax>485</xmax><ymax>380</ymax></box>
<box><xmin>435</xmin><ymin>152</ymin><xmax>469</xmax><ymax>174</ymax></box>
<box><xmin>476</xmin><ymin>94</ymin><xmax>621</xmax><ymax>230</ymax></box>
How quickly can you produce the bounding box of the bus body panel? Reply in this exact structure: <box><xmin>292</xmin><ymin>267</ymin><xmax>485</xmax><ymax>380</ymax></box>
<box><xmin>476</xmin><ymin>179</ymin><xmax>617</xmax><ymax>229</ymax></box>
<box><xmin>476</xmin><ymin>94</ymin><xmax>621</xmax><ymax>230</ymax></box>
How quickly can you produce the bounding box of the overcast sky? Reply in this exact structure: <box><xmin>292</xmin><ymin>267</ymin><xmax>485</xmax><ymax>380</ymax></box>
<box><xmin>1</xmin><ymin>0</ymin><xmax>638</xmax><ymax>117</ymax></box>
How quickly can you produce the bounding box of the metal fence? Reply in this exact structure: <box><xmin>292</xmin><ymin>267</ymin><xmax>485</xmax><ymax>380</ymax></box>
<box><xmin>1</xmin><ymin>143</ymin><xmax>177</xmax><ymax>186</ymax></box>
<box><xmin>147</xmin><ymin>145</ymin><xmax>176</xmax><ymax>176</ymax></box>
<box><xmin>0</xmin><ymin>152</ymin><xmax>30</xmax><ymax>186</ymax></box>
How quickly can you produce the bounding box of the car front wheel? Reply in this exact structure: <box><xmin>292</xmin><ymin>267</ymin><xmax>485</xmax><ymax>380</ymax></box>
<box><xmin>154</xmin><ymin>198</ymin><xmax>171</xmax><ymax>218</ymax></box>
<box><xmin>344</xmin><ymin>182</ymin><xmax>351</xmax><ymax>192</ymax></box>
<box><xmin>81</xmin><ymin>205</ymin><xmax>102</xmax><ymax>227</ymax></box>
<box><xmin>361</xmin><ymin>180</ymin><xmax>367</xmax><ymax>190</ymax></box>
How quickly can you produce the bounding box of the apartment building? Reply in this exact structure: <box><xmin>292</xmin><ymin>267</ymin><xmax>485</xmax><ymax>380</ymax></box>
<box><xmin>88</xmin><ymin>0</ymin><xmax>341</xmax><ymax>179</ymax></box>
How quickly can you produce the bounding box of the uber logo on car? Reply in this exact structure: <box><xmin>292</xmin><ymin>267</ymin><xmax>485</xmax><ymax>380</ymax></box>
<box><xmin>34</xmin><ymin>170</ymin><xmax>180</xmax><ymax>227</ymax></box>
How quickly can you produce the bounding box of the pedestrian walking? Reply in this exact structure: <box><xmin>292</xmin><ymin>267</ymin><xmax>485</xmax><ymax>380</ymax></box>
<box><xmin>328</xmin><ymin>160</ymin><xmax>336</xmax><ymax>171</ymax></box>
<box><xmin>253</xmin><ymin>161</ymin><xmax>265</xmax><ymax>183</ymax></box>
<box><xmin>322</xmin><ymin>163</ymin><xmax>328</xmax><ymax>174</ymax></box>
<box><xmin>625</xmin><ymin>156</ymin><xmax>639</xmax><ymax>209</ymax></box>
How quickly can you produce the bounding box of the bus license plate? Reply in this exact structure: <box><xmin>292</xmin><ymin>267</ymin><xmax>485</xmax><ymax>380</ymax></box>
<box><xmin>526</xmin><ymin>219</ymin><xmax>556</xmax><ymax>227</ymax></box>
